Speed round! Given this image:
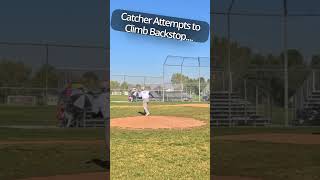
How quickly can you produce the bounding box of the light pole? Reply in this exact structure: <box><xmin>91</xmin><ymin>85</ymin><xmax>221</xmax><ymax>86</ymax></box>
<box><xmin>283</xmin><ymin>0</ymin><xmax>289</xmax><ymax>127</ymax></box>
<box><xmin>227</xmin><ymin>0</ymin><xmax>235</xmax><ymax>125</ymax></box>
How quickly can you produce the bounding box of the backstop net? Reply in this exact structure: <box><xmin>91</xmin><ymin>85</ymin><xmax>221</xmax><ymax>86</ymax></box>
<box><xmin>163</xmin><ymin>56</ymin><xmax>210</xmax><ymax>102</ymax></box>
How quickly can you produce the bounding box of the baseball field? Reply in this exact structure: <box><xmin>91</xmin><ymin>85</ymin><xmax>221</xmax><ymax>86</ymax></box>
<box><xmin>0</xmin><ymin>100</ymin><xmax>210</xmax><ymax>180</ymax></box>
<box><xmin>1</xmin><ymin>101</ymin><xmax>320</xmax><ymax>179</ymax></box>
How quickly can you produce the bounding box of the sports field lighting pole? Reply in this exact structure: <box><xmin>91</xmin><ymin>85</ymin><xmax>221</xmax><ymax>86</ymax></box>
<box><xmin>283</xmin><ymin>0</ymin><xmax>289</xmax><ymax>127</ymax></box>
<box><xmin>198</xmin><ymin>57</ymin><xmax>201</xmax><ymax>102</ymax></box>
<box><xmin>227</xmin><ymin>0</ymin><xmax>235</xmax><ymax>125</ymax></box>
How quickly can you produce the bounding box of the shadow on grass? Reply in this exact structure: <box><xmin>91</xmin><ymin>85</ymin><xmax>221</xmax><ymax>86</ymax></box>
<box><xmin>138</xmin><ymin>112</ymin><xmax>146</xmax><ymax>116</ymax></box>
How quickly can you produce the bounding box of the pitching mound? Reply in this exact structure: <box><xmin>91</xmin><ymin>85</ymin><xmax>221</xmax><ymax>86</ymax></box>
<box><xmin>111</xmin><ymin>116</ymin><xmax>205</xmax><ymax>129</ymax></box>
<box><xmin>216</xmin><ymin>133</ymin><xmax>320</xmax><ymax>145</ymax></box>
<box><xmin>21</xmin><ymin>172</ymin><xmax>109</xmax><ymax>180</ymax></box>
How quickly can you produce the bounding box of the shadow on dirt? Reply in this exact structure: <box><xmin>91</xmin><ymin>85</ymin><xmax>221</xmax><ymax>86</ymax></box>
<box><xmin>86</xmin><ymin>159</ymin><xmax>110</xmax><ymax>169</ymax></box>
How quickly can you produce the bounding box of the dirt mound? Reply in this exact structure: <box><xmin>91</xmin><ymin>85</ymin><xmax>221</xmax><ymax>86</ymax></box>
<box><xmin>21</xmin><ymin>172</ymin><xmax>109</xmax><ymax>180</ymax></box>
<box><xmin>111</xmin><ymin>116</ymin><xmax>205</xmax><ymax>129</ymax></box>
<box><xmin>216</xmin><ymin>133</ymin><xmax>320</xmax><ymax>145</ymax></box>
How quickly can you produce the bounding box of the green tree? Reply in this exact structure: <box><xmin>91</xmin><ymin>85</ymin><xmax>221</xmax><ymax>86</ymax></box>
<box><xmin>110</xmin><ymin>80</ymin><xmax>120</xmax><ymax>90</ymax></box>
<box><xmin>120</xmin><ymin>82</ymin><xmax>129</xmax><ymax>90</ymax></box>
<box><xmin>31</xmin><ymin>64</ymin><xmax>59</xmax><ymax>88</ymax></box>
<box><xmin>80</xmin><ymin>71</ymin><xmax>99</xmax><ymax>89</ymax></box>
<box><xmin>280</xmin><ymin>49</ymin><xmax>304</xmax><ymax>67</ymax></box>
<box><xmin>0</xmin><ymin>60</ymin><xmax>31</xmax><ymax>87</ymax></box>
<box><xmin>171</xmin><ymin>73</ymin><xmax>190</xmax><ymax>84</ymax></box>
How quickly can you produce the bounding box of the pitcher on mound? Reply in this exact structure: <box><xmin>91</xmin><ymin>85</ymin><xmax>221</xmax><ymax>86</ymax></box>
<box><xmin>140</xmin><ymin>87</ymin><xmax>150</xmax><ymax>116</ymax></box>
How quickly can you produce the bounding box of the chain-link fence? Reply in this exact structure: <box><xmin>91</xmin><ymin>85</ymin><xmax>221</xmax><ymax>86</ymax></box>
<box><xmin>110</xmin><ymin>56</ymin><xmax>210</xmax><ymax>102</ymax></box>
<box><xmin>0</xmin><ymin>42</ymin><xmax>107</xmax><ymax>106</ymax></box>
<box><xmin>212</xmin><ymin>0</ymin><xmax>320</xmax><ymax>126</ymax></box>
<box><xmin>163</xmin><ymin>55</ymin><xmax>210</xmax><ymax>102</ymax></box>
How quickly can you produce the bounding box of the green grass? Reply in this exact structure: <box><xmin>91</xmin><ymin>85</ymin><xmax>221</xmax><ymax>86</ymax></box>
<box><xmin>0</xmin><ymin>105</ymin><xmax>56</xmax><ymax>125</ymax></box>
<box><xmin>111</xmin><ymin>100</ymin><xmax>208</xmax><ymax>107</ymax></box>
<box><xmin>213</xmin><ymin>140</ymin><xmax>320</xmax><ymax>180</ymax></box>
<box><xmin>0</xmin><ymin>128</ymin><xmax>106</xmax><ymax>141</ymax></box>
<box><xmin>213</xmin><ymin>127</ymin><xmax>320</xmax><ymax>180</ymax></box>
<box><xmin>0</xmin><ymin>102</ymin><xmax>209</xmax><ymax>179</ymax></box>
<box><xmin>0</xmin><ymin>127</ymin><xmax>108</xmax><ymax>180</ymax></box>
<box><xmin>111</xmin><ymin>95</ymin><xmax>128</xmax><ymax>101</ymax></box>
<box><xmin>110</xmin><ymin>103</ymin><xmax>210</xmax><ymax>179</ymax></box>
<box><xmin>2</xmin><ymin>103</ymin><xmax>320</xmax><ymax>179</ymax></box>
<box><xmin>0</xmin><ymin>144</ymin><xmax>107</xmax><ymax>180</ymax></box>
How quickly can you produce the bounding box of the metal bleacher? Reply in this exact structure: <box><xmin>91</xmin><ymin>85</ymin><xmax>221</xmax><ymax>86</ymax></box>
<box><xmin>294</xmin><ymin>70</ymin><xmax>320</xmax><ymax>125</ymax></box>
<box><xmin>211</xmin><ymin>91</ymin><xmax>270</xmax><ymax>127</ymax></box>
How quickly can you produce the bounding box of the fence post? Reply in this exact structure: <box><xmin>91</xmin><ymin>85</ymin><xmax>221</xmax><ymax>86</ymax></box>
<box><xmin>181</xmin><ymin>61</ymin><xmax>183</xmax><ymax>101</ymax></box>
<box><xmin>45</xmin><ymin>44</ymin><xmax>49</xmax><ymax>105</ymax></box>
<box><xmin>162</xmin><ymin>65</ymin><xmax>165</xmax><ymax>102</ymax></box>
<box><xmin>244</xmin><ymin>79</ymin><xmax>247</xmax><ymax>122</ymax></box>
<box><xmin>256</xmin><ymin>86</ymin><xmax>258</xmax><ymax>115</ymax></box>
<box><xmin>313</xmin><ymin>70</ymin><xmax>315</xmax><ymax>91</ymax></box>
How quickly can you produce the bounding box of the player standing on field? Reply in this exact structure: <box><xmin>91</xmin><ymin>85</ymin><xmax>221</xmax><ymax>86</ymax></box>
<box><xmin>140</xmin><ymin>87</ymin><xmax>150</xmax><ymax>116</ymax></box>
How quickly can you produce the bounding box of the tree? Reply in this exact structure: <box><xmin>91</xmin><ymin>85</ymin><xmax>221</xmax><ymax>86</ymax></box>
<box><xmin>120</xmin><ymin>82</ymin><xmax>129</xmax><ymax>90</ymax></box>
<box><xmin>171</xmin><ymin>73</ymin><xmax>189</xmax><ymax>84</ymax></box>
<box><xmin>31</xmin><ymin>64</ymin><xmax>59</xmax><ymax>88</ymax></box>
<box><xmin>0</xmin><ymin>60</ymin><xmax>31</xmax><ymax>87</ymax></box>
<box><xmin>80</xmin><ymin>72</ymin><xmax>99</xmax><ymax>89</ymax></box>
<box><xmin>280</xmin><ymin>49</ymin><xmax>304</xmax><ymax>67</ymax></box>
<box><xmin>251</xmin><ymin>54</ymin><xmax>266</xmax><ymax>65</ymax></box>
<box><xmin>110</xmin><ymin>80</ymin><xmax>120</xmax><ymax>90</ymax></box>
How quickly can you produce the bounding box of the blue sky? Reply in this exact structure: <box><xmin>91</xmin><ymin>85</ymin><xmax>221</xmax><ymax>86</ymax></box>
<box><xmin>0</xmin><ymin>0</ymin><xmax>107</xmax><ymax>69</ymax></box>
<box><xmin>110</xmin><ymin>0</ymin><xmax>210</xmax><ymax>77</ymax></box>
